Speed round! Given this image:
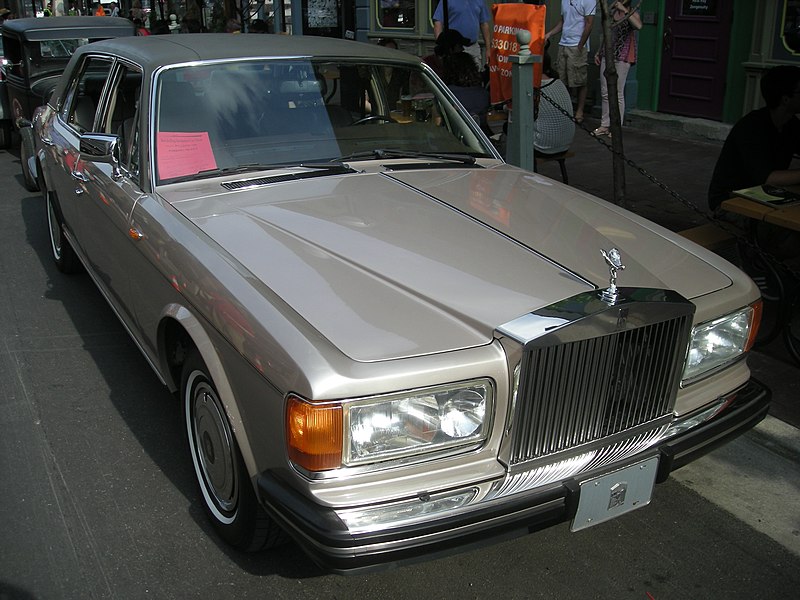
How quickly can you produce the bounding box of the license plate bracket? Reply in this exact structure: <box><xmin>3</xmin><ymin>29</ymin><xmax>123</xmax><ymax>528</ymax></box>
<box><xmin>571</xmin><ymin>455</ymin><xmax>659</xmax><ymax>532</ymax></box>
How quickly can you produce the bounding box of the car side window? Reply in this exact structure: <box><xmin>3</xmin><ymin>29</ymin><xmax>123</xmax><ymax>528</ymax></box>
<box><xmin>99</xmin><ymin>64</ymin><xmax>143</xmax><ymax>182</ymax></box>
<box><xmin>60</xmin><ymin>56</ymin><xmax>113</xmax><ymax>134</ymax></box>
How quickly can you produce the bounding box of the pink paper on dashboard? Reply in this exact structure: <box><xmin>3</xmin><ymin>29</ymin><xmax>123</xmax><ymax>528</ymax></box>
<box><xmin>157</xmin><ymin>131</ymin><xmax>217</xmax><ymax>179</ymax></box>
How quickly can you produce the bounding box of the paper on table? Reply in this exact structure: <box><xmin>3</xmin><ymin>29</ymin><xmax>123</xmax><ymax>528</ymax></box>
<box><xmin>157</xmin><ymin>131</ymin><xmax>217</xmax><ymax>180</ymax></box>
<box><xmin>732</xmin><ymin>185</ymin><xmax>800</xmax><ymax>206</ymax></box>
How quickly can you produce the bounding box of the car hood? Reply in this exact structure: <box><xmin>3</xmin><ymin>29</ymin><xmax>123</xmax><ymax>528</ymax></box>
<box><xmin>166</xmin><ymin>165</ymin><xmax>731</xmax><ymax>361</ymax></box>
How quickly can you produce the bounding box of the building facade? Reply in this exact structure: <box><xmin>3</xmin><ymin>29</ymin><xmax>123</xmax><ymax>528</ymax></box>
<box><xmin>3</xmin><ymin>0</ymin><xmax>796</xmax><ymax>122</ymax></box>
<box><xmin>363</xmin><ymin>0</ymin><xmax>800</xmax><ymax>124</ymax></box>
<box><xmin>635</xmin><ymin>0</ymin><xmax>799</xmax><ymax>123</ymax></box>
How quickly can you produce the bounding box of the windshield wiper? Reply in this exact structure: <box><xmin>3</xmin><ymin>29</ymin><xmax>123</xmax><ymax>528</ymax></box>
<box><xmin>332</xmin><ymin>149</ymin><xmax>479</xmax><ymax>165</ymax></box>
<box><xmin>163</xmin><ymin>162</ymin><xmax>354</xmax><ymax>185</ymax></box>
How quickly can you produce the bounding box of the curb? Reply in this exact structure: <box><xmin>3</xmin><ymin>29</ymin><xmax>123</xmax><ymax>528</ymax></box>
<box><xmin>626</xmin><ymin>109</ymin><xmax>732</xmax><ymax>143</ymax></box>
<box><xmin>750</xmin><ymin>415</ymin><xmax>800</xmax><ymax>462</ymax></box>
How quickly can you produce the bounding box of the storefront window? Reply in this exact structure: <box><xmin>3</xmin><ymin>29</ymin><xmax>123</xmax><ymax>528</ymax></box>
<box><xmin>783</xmin><ymin>0</ymin><xmax>800</xmax><ymax>54</ymax></box>
<box><xmin>377</xmin><ymin>0</ymin><xmax>415</xmax><ymax>28</ymax></box>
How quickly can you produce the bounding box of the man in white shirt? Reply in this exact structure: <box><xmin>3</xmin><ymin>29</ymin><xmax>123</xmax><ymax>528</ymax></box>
<box><xmin>545</xmin><ymin>0</ymin><xmax>596</xmax><ymax>123</ymax></box>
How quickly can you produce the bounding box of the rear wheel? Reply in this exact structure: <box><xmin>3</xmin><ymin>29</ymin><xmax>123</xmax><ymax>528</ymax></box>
<box><xmin>182</xmin><ymin>350</ymin><xmax>286</xmax><ymax>551</ymax></box>
<box><xmin>46</xmin><ymin>190</ymin><xmax>80</xmax><ymax>274</ymax></box>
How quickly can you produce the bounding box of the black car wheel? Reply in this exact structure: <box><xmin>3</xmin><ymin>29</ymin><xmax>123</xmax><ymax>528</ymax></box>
<box><xmin>182</xmin><ymin>350</ymin><xmax>285</xmax><ymax>551</ymax></box>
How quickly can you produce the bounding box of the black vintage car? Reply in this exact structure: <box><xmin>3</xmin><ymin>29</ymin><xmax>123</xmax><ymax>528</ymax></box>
<box><xmin>0</xmin><ymin>16</ymin><xmax>134</xmax><ymax>189</ymax></box>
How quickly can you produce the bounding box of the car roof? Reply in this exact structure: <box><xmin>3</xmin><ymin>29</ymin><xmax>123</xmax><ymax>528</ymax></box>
<box><xmin>77</xmin><ymin>33</ymin><xmax>422</xmax><ymax>71</ymax></box>
<box><xmin>1</xmin><ymin>16</ymin><xmax>135</xmax><ymax>40</ymax></box>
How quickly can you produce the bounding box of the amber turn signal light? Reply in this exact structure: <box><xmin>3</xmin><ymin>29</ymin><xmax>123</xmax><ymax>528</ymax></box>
<box><xmin>286</xmin><ymin>394</ymin><xmax>343</xmax><ymax>471</ymax></box>
<box><xmin>745</xmin><ymin>299</ymin><xmax>762</xmax><ymax>353</ymax></box>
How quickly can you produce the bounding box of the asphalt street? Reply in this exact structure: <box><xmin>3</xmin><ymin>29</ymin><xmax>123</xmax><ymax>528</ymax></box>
<box><xmin>1</xmin><ymin>138</ymin><xmax>799</xmax><ymax>599</ymax></box>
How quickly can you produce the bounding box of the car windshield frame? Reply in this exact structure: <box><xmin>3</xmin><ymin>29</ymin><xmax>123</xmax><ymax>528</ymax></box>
<box><xmin>25</xmin><ymin>37</ymin><xmax>91</xmax><ymax>77</ymax></box>
<box><xmin>150</xmin><ymin>57</ymin><xmax>498</xmax><ymax>187</ymax></box>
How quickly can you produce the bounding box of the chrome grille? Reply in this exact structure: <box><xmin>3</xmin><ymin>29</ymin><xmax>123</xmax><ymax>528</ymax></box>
<box><xmin>490</xmin><ymin>425</ymin><xmax>665</xmax><ymax>499</ymax></box>
<box><xmin>507</xmin><ymin>291</ymin><xmax>693</xmax><ymax>468</ymax></box>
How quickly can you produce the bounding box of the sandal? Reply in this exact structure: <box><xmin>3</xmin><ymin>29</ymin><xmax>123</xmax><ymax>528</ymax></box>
<box><xmin>592</xmin><ymin>126</ymin><xmax>610</xmax><ymax>137</ymax></box>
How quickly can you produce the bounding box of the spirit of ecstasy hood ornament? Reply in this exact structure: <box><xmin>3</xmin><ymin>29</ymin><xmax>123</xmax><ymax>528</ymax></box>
<box><xmin>600</xmin><ymin>248</ymin><xmax>625</xmax><ymax>304</ymax></box>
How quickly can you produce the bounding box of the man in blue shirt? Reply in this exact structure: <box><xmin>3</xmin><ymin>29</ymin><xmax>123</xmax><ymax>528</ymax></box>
<box><xmin>433</xmin><ymin>0</ymin><xmax>491</xmax><ymax>69</ymax></box>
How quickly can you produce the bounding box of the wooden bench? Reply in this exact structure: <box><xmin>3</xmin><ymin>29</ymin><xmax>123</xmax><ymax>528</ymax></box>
<box><xmin>678</xmin><ymin>223</ymin><xmax>737</xmax><ymax>251</ymax></box>
<box><xmin>534</xmin><ymin>151</ymin><xmax>575</xmax><ymax>184</ymax></box>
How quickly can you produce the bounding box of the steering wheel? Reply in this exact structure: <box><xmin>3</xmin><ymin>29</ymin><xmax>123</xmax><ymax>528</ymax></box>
<box><xmin>352</xmin><ymin>115</ymin><xmax>395</xmax><ymax>126</ymax></box>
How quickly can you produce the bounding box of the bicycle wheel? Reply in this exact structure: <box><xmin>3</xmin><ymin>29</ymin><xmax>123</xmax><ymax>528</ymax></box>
<box><xmin>737</xmin><ymin>243</ymin><xmax>786</xmax><ymax>347</ymax></box>
<box><xmin>784</xmin><ymin>292</ymin><xmax>800</xmax><ymax>366</ymax></box>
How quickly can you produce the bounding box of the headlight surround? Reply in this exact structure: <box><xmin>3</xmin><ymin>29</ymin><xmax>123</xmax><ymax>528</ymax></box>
<box><xmin>682</xmin><ymin>302</ymin><xmax>761</xmax><ymax>384</ymax></box>
<box><xmin>344</xmin><ymin>379</ymin><xmax>492</xmax><ymax>467</ymax></box>
<box><xmin>286</xmin><ymin>379</ymin><xmax>493</xmax><ymax>472</ymax></box>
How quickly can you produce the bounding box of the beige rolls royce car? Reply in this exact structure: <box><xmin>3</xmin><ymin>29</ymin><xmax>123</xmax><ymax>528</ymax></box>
<box><xmin>32</xmin><ymin>34</ymin><xmax>770</xmax><ymax>573</ymax></box>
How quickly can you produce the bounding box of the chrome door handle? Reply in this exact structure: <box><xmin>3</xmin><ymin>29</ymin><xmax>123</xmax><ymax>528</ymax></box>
<box><xmin>71</xmin><ymin>169</ymin><xmax>89</xmax><ymax>182</ymax></box>
<box><xmin>41</xmin><ymin>136</ymin><xmax>54</xmax><ymax>146</ymax></box>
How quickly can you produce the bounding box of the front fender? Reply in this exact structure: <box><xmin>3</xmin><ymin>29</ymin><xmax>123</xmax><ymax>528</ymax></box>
<box><xmin>159</xmin><ymin>303</ymin><xmax>260</xmax><ymax>480</ymax></box>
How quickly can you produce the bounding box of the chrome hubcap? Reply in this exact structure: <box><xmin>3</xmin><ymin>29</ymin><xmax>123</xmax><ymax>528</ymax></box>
<box><xmin>191</xmin><ymin>380</ymin><xmax>237</xmax><ymax>515</ymax></box>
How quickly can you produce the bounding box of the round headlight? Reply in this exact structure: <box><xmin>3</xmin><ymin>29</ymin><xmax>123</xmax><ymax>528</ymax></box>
<box><xmin>439</xmin><ymin>389</ymin><xmax>486</xmax><ymax>438</ymax></box>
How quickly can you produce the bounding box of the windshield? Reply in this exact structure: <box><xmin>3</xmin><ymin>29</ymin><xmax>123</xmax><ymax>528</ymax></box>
<box><xmin>154</xmin><ymin>59</ymin><xmax>495</xmax><ymax>185</ymax></box>
<box><xmin>26</xmin><ymin>38</ymin><xmax>90</xmax><ymax>76</ymax></box>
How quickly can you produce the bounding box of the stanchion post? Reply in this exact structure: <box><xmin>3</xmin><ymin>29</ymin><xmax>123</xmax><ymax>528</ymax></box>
<box><xmin>507</xmin><ymin>30</ymin><xmax>541</xmax><ymax>172</ymax></box>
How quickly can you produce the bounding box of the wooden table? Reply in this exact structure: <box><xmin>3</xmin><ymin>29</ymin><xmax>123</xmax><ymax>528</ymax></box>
<box><xmin>721</xmin><ymin>185</ymin><xmax>800</xmax><ymax>232</ymax></box>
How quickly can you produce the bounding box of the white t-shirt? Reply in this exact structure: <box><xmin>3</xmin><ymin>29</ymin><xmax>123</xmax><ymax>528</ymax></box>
<box><xmin>559</xmin><ymin>0</ymin><xmax>596</xmax><ymax>49</ymax></box>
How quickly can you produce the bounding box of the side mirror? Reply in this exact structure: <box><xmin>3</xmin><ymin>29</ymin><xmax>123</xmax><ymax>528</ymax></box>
<box><xmin>80</xmin><ymin>133</ymin><xmax>123</xmax><ymax>180</ymax></box>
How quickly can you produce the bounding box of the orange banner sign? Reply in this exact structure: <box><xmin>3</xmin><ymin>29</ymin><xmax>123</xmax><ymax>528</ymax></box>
<box><xmin>489</xmin><ymin>3</ymin><xmax>546</xmax><ymax>105</ymax></box>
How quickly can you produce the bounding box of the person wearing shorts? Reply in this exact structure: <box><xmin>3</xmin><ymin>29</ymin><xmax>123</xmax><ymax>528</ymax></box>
<box><xmin>545</xmin><ymin>0</ymin><xmax>596</xmax><ymax>123</ymax></box>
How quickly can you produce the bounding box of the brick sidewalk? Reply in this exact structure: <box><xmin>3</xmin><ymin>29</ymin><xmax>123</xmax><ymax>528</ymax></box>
<box><xmin>533</xmin><ymin>115</ymin><xmax>716</xmax><ymax>231</ymax></box>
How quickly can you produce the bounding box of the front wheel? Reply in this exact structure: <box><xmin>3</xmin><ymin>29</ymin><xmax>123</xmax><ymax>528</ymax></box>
<box><xmin>182</xmin><ymin>350</ymin><xmax>285</xmax><ymax>551</ymax></box>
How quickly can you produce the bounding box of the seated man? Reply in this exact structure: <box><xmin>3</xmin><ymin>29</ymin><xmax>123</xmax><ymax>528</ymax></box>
<box><xmin>708</xmin><ymin>65</ymin><xmax>800</xmax><ymax>213</ymax></box>
<box><xmin>708</xmin><ymin>65</ymin><xmax>800</xmax><ymax>261</ymax></box>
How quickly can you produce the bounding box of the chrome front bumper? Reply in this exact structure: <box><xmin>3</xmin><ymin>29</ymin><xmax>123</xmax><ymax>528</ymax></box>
<box><xmin>257</xmin><ymin>378</ymin><xmax>770</xmax><ymax>574</ymax></box>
